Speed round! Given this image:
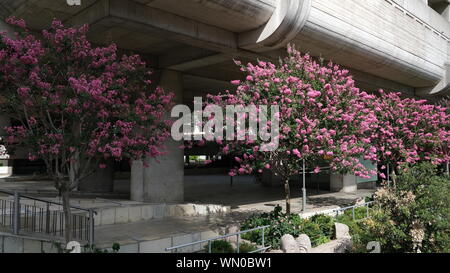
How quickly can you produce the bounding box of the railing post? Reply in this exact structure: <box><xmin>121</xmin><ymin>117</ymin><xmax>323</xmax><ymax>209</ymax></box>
<box><xmin>352</xmin><ymin>206</ymin><xmax>355</xmax><ymax>221</ymax></box>
<box><xmin>236</xmin><ymin>234</ymin><xmax>240</xmax><ymax>253</ymax></box>
<box><xmin>12</xmin><ymin>191</ymin><xmax>20</xmax><ymax>235</ymax></box>
<box><xmin>45</xmin><ymin>203</ymin><xmax>50</xmax><ymax>234</ymax></box>
<box><xmin>262</xmin><ymin>227</ymin><xmax>265</xmax><ymax>248</ymax></box>
<box><xmin>208</xmin><ymin>241</ymin><xmax>212</xmax><ymax>253</ymax></box>
<box><xmin>88</xmin><ymin>209</ymin><xmax>95</xmax><ymax>245</ymax></box>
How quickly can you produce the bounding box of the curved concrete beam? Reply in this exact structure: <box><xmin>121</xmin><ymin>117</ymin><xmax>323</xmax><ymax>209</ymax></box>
<box><xmin>416</xmin><ymin>63</ymin><xmax>450</xmax><ymax>97</ymax></box>
<box><xmin>239</xmin><ymin>0</ymin><xmax>311</xmax><ymax>52</ymax></box>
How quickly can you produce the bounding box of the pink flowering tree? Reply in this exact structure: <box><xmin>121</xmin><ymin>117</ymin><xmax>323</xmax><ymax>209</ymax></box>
<box><xmin>0</xmin><ymin>18</ymin><xmax>174</xmax><ymax>242</ymax></box>
<box><xmin>437</xmin><ymin>96</ymin><xmax>450</xmax><ymax>175</ymax></box>
<box><xmin>371</xmin><ymin>90</ymin><xmax>450</xmax><ymax>184</ymax></box>
<box><xmin>202</xmin><ymin>45</ymin><xmax>379</xmax><ymax>214</ymax></box>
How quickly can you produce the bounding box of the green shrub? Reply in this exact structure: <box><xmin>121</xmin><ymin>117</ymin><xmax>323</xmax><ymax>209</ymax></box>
<box><xmin>310</xmin><ymin>214</ymin><xmax>335</xmax><ymax>239</ymax></box>
<box><xmin>238</xmin><ymin>242</ymin><xmax>258</xmax><ymax>253</ymax></box>
<box><xmin>204</xmin><ymin>240</ymin><xmax>234</xmax><ymax>253</ymax></box>
<box><xmin>350</xmin><ymin>163</ymin><xmax>450</xmax><ymax>253</ymax></box>
<box><xmin>241</xmin><ymin>205</ymin><xmax>304</xmax><ymax>249</ymax></box>
<box><xmin>241</xmin><ymin>205</ymin><xmax>334</xmax><ymax>249</ymax></box>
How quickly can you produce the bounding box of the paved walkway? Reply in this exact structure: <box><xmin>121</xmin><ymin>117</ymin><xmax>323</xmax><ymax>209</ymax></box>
<box><xmin>0</xmin><ymin>174</ymin><xmax>375</xmax><ymax>213</ymax></box>
<box><xmin>184</xmin><ymin>175</ymin><xmax>374</xmax><ymax>214</ymax></box>
<box><xmin>93</xmin><ymin>214</ymin><xmax>245</xmax><ymax>250</ymax></box>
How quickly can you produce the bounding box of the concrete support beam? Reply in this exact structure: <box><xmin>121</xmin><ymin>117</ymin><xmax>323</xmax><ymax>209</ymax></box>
<box><xmin>239</xmin><ymin>0</ymin><xmax>311</xmax><ymax>52</ymax></box>
<box><xmin>161</xmin><ymin>52</ymin><xmax>230</xmax><ymax>71</ymax></box>
<box><xmin>68</xmin><ymin>0</ymin><xmax>238</xmax><ymax>53</ymax></box>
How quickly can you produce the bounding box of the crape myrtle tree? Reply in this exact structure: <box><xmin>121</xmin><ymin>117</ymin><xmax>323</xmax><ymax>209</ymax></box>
<box><xmin>202</xmin><ymin>45</ymin><xmax>379</xmax><ymax>214</ymax></box>
<box><xmin>370</xmin><ymin>90</ymin><xmax>450</xmax><ymax>185</ymax></box>
<box><xmin>437</xmin><ymin>96</ymin><xmax>450</xmax><ymax>175</ymax></box>
<box><xmin>0</xmin><ymin>18</ymin><xmax>174</xmax><ymax>242</ymax></box>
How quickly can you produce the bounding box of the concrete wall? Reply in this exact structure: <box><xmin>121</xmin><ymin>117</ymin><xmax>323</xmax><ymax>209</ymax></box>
<box><xmin>0</xmin><ymin>233</ymin><xmax>58</xmax><ymax>253</ymax></box>
<box><xmin>92</xmin><ymin>203</ymin><xmax>230</xmax><ymax>226</ymax></box>
<box><xmin>294</xmin><ymin>0</ymin><xmax>449</xmax><ymax>91</ymax></box>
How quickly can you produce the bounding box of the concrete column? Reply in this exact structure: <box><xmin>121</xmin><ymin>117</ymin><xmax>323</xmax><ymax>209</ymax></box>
<box><xmin>142</xmin><ymin>70</ymin><xmax>184</xmax><ymax>203</ymax></box>
<box><xmin>330</xmin><ymin>174</ymin><xmax>358</xmax><ymax>193</ymax></box>
<box><xmin>130</xmin><ymin>159</ymin><xmax>144</xmax><ymax>202</ymax></box>
<box><xmin>0</xmin><ymin>115</ymin><xmax>13</xmax><ymax>177</ymax></box>
<box><xmin>0</xmin><ymin>19</ymin><xmax>13</xmax><ymax>177</ymax></box>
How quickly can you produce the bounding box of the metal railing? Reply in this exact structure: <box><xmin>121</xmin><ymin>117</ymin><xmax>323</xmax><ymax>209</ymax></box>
<box><xmin>0</xmin><ymin>190</ymin><xmax>96</xmax><ymax>244</ymax></box>
<box><xmin>329</xmin><ymin>201</ymin><xmax>374</xmax><ymax>221</ymax></box>
<box><xmin>166</xmin><ymin>202</ymin><xmax>374</xmax><ymax>253</ymax></box>
<box><xmin>166</xmin><ymin>225</ymin><xmax>271</xmax><ymax>254</ymax></box>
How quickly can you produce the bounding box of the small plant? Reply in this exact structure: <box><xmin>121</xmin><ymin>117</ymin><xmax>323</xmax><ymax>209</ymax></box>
<box><xmin>204</xmin><ymin>240</ymin><xmax>234</xmax><ymax>253</ymax></box>
<box><xmin>83</xmin><ymin>243</ymin><xmax>120</xmax><ymax>253</ymax></box>
<box><xmin>238</xmin><ymin>242</ymin><xmax>258</xmax><ymax>253</ymax></box>
<box><xmin>310</xmin><ymin>214</ymin><xmax>334</xmax><ymax>239</ymax></box>
<box><xmin>51</xmin><ymin>241</ymin><xmax>120</xmax><ymax>253</ymax></box>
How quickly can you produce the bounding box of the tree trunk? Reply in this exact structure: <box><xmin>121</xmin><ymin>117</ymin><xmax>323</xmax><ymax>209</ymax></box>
<box><xmin>61</xmin><ymin>189</ymin><xmax>72</xmax><ymax>243</ymax></box>
<box><xmin>284</xmin><ymin>179</ymin><xmax>291</xmax><ymax>215</ymax></box>
<box><xmin>446</xmin><ymin>160</ymin><xmax>449</xmax><ymax>176</ymax></box>
<box><xmin>391</xmin><ymin>169</ymin><xmax>397</xmax><ymax>189</ymax></box>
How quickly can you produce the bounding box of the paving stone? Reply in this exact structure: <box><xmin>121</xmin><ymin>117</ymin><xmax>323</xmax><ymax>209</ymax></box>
<box><xmin>141</xmin><ymin>205</ymin><xmax>154</xmax><ymax>220</ymax></box>
<box><xmin>100</xmin><ymin>208</ymin><xmax>116</xmax><ymax>225</ymax></box>
<box><xmin>117</xmin><ymin>243</ymin><xmax>139</xmax><ymax>253</ymax></box>
<box><xmin>3</xmin><ymin>236</ymin><xmax>24</xmax><ymax>253</ymax></box>
<box><xmin>139</xmin><ymin>238</ymin><xmax>171</xmax><ymax>253</ymax></box>
<box><xmin>23</xmin><ymin>239</ymin><xmax>42</xmax><ymax>253</ymax></box>
<box><xmin>128</xmin><ymin>206</ymin><xmax>142</xmax><ymax>222</ymax></box>
<box><xmin>115</xmin><ymin>207</ymin><xmax>130</xmax><ymax>224</ymax></box>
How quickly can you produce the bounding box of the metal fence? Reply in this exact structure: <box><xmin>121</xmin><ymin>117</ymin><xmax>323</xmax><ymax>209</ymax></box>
<box><xmin>0</xmin><ymin>190</ymin><xmax>95</xmax><ymax>244</ymax></box>
<box><xmin>166</xmin><ymin>202</ymin><xmax>375</xmax><ymax>253</ymax></box>
<box><xmin>166</xmin><ymin>225</ymin><xmax>271</xmax><ymax>253</ymax></box>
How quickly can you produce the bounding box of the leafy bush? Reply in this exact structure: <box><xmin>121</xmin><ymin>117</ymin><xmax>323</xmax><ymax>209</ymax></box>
<box><xmin>310</xmin><ymin>214</ymin><xmax>335</xmax><ymax>239</ymax></box>
<box><xmin>204</xmin><ymin>240</ymin><xmax>234</xmax><ymax>253</ymax></box>
<box><xmin>238</xmin><ymin>242</ymin><xmax>258</xmax><ymax>253</ymax></box>
<box><xmin>350</xmin><ymin>163</ymin><xmax>450</xmax><ymax>253</ymax></box>
<box><xmin>241</xmin><ymin>205</ymin><xmax>335</xmax><ymax>249</ymax></box>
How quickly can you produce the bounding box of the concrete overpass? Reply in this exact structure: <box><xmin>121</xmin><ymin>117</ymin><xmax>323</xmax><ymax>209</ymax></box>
<box><xmin>1</xmin><ymin>0</ymin><xmax>449</xmax><ymax>202</ymax></box>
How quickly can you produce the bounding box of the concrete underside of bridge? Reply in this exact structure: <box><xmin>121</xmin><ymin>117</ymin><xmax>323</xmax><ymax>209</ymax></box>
<box><xmin>1</xmin><ymin>0</ymin><xmax>449</xmax><ymax>203</ymax></box>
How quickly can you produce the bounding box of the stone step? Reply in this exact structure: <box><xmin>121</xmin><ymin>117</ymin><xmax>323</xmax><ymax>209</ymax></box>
<box><xmin>92</xmin><ymin>203</ymin><xmax>230</xmax><ymax>226</ymax></box>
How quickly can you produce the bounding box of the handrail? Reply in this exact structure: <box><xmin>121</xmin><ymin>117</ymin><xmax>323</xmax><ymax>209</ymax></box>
<box><xmin>332</xmin><ymin>201</ymin><xmax>374</xmax><ymax>213</ymax></box>
<box><xmin>0</xmin><ymin>189</ymin><xmax>96</xmax><ymax>214</ymax></box>
<box><xmin>0</xmin><ymin>189</ymin><xmax>96</xmax><ymax>244</ymax></box>
<box><xmin>329</xmin><ymin>201</ymin><xmax>374</xmax><ymax>221</ymax></box>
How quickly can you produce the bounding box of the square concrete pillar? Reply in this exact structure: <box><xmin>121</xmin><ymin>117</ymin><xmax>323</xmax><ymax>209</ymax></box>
<box><xmin>0</xmin><ymin>115</ymin><xmax>13</xmax><ymax>177</ymax></box>
<box><xmin>133</xmin><ymin>70</ymin><xmax>184</xmax><ymax>203</ymax></box>
<box><xmin>330</xmin><ymin>174</ymin><xmax>358</xmax><ymax>193</ymax></box>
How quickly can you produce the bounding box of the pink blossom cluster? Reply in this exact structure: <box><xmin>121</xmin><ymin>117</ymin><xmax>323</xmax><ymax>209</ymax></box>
<box><xmin>371</xmin><ymin>90</ymin><xmax>450</xmax><ymax>173</ymax></box>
